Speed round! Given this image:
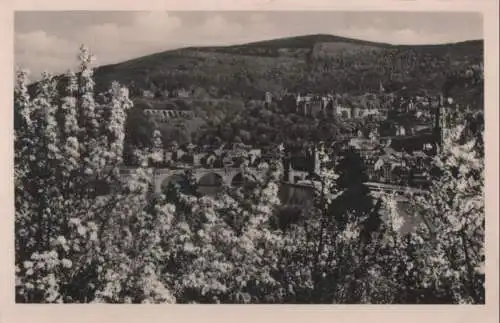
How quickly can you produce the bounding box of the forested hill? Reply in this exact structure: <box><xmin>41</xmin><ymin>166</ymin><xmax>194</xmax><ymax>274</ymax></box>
<box><xmin>26</xmin><ymin>34</ymin><xmax>483</xmax><ymax>108</ymax></box>
<box><xmin>87</xmin><ymin>34</ymin><xmax>483</xmax><ymax>100</ymax></box>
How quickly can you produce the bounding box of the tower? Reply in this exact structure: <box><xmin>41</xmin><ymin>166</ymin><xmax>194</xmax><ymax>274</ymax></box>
<box><xmin>321</xmin><ymin>96</ymin><xmax>329</xmax><ymax>116</ymax></box>
<box><xmin>307</xmin><ymin>145</ymin><xmax>320</xmax><ymax>174</ymax></box>
<box><xmin>303</xmin><ymin>102</ymin><xmax>309</xmax><ymax>116</ymax></box>
<box><xmin>283</xmin><ymin>151</ymin><xmax>292</xmax><ymax>183</ymax></box>
<box><xmin>264</xmin><ymin>91</ymin><xmax>272</xmax><ymax>108</ymax></box>
<box><xmin>434</xmin><ymin>95</ymin><xmax>450</xmax><ymax>152</ymax></box>
<box><xmin>296</xmin><ymin>94</ymin><xmax>302</xmax><ymax>113</ymax></box>
<box><xmin>408</xmin><ymin>99</ymin><xmax>415</xmax><ymax>112</ymax></box>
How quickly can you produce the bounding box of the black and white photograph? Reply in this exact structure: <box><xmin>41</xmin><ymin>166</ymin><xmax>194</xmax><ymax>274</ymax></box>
<box><xmin>12</xmin><ymin>9</ymin><xmax>488</xmax><ymax>305</ymax></box>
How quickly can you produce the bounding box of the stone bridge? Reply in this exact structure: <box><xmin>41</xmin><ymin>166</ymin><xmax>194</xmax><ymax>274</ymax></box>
<box><xmin>365</xmin><ymin>182</ymin><xmax>426</xmax><ymax>196</ymax></box>
<box><xmin>118</xmin><ymin>166</ymin><xmax>427</xmax><ymax>198</ymax></box>
<box><xmin>152</xmin><ymin>167</ymin><xmax>248</xmax><ymax>193</ymax></box>
<box><xmin>117</xmin><ymin>166</ymin><xmax>428</xmax><ymax>234</ymax></box>
<box><xmin>120</xmin><ymin>166</ymin><xmax>251</xmax><ymax>194</ymax></box>
<box><xmin>366</xmin><ymin>182</ymin><xmax>427</xmax><ymax>205</ymax></box>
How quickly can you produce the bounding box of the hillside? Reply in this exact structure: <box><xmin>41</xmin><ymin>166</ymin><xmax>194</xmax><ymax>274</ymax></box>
<box><xmin>77</xmin><ymin>34</ymin><xmax>482</xmax><ymax>151</ymax></box>
<box><xmin>23</xmin><ymin>34</ymin><xmax>483</xmax><ymax>151</ymax></box>
<box><xmin>89</xmin><ymin>34</ymin><xmax>483</xmax><ymax>101</ymax></box>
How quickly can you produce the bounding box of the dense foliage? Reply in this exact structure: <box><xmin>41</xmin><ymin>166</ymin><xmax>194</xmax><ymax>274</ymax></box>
<box><xmin>120</xmin><ymin>62</ymin><xmax>484</xmax><ymax>152</ymax></box>
<box><xmin>90</xmin><ymin>35</ymin><xmax>482</xmax><ymax>100</ymax></box>
<box><xmin>124</xmin><ymin>96</ymin><xmax>388</xmax><ymax>152</ymax></box>
<box><xmin>15</xmin><ymin>46</ymin><xmax>485</xmax><ymax>304</ymax></box>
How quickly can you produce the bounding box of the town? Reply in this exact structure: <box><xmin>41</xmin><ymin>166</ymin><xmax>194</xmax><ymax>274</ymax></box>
<box><xmin>120</xmin><ymin>88</ymin><xmax>472</xmax><ymax>197</ymax></box>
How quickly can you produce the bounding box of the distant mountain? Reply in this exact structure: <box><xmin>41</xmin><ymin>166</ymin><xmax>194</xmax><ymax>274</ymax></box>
<box><xmin>30</xmin><ymin>34</ymin><xmax>484</xmax><ymax>106</ymax></box>
<box><xmin>208</xmin><ymin>33</ymin><xmax>393</xmax><ymax>50</ymax></box>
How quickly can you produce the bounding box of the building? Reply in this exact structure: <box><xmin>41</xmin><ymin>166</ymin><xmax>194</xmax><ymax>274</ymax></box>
<box><xmin>295</xmin><ymin>94</ymin><xmax>334</xmax><ymax>117</ymax></box>
<box><xmin>283</xmin><ymin>145</ymin><xmax>321</xmax><ymax>183</ymax></box>
<box><xmin>293</xmin><ymin>93</ymin><xmax>381</xmax><ymax>119</ymax></box>
<box><xmin>171</xmin><ymin>88</ymin><xmax>191</xmax><ymax>98</ymax></box>
<box><xmin>335</xmin><ymin>105</ymin><xmax>352</xmax><ymax>118</ymax></box>
<box><xmin>264</xmin><ymin>92</ymin><xmax>273</xmax><ymax>107</ymax></box>
<box><xmin>433</xmin><ymin>95</ymin><xmax>455</xmax><ymax>150</ymax></box>
<box><xmin>141</xmin><ymin>90</ymin><xmax>155</xmax><ymax>98</ymax></box>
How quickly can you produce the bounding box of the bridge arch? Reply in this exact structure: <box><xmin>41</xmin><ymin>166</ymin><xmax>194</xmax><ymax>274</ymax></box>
<box><xmin>231</xmin><ymin>172</ymin><xmax>245</xmax><ymax>187</ymax></box>
<box><xmin>197</xmin><ymin>172</ymin><xmax>225</xmax><ymax>196</ymax></box>
<box><xmin>160</xmin><ymin>173</ymin><xmax>188</xmax><ymax>193</ymax></box>
<box><xmin>198</xmin><ymin>172</ymin><xmax>224</xmax><ymax>187</ymax></box>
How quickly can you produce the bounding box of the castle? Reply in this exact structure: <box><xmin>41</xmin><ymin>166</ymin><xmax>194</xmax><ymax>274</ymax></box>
<box><xmin>294</xmin><ymin>94</ymin><xmax>381</xmax><ymax>118</ymax></box>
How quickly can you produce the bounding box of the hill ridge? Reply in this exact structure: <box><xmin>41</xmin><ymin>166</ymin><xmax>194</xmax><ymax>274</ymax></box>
<box><xmin>26</xmin><ymin>33</ymin><xmax>483</xmax><ymax>106</ymax></box>
<box><xmin>102</xmin><ymin>33</ymin><xmax>483</xmax><ymax>69</ymax></box>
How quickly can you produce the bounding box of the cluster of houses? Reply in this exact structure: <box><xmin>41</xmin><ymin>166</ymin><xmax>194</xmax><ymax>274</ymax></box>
<box><xmin>280</xmin><ymin>132</ymin><xmax>433</xmax><ymax>188</ymax></box>
<box><xmin>349</xmin><ymin>141</ymin><xmax>431</xmax><ymax>187</ymax></box>
<box><xmin>130</xmin><ymin>87</ymin><xmax>458</xmax><ymax>190</ymax></box>
<box><xmin>330</xmin><ymin>97</ymin><xmax>461</xmax><ymax>187</ymax></box>
<box><xmin>126</xmin><ymin>131</ymin><xmax>434</xmax><ymax>191</ymax></box>
<box><xmin>130</xmin><ymin>143</ymin><xmax>266</xmax><ymax>170</ymax></box>
<box><xmin>263</xmin><ymin>90</ymin><xmax>460</xmax><ymax>126</ymax></box>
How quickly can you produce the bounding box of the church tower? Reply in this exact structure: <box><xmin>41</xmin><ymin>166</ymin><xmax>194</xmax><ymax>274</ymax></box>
<box><xmin>307</xmin><ymin>145</ymin><xmax>321</xmax><ymax>175</ymax></box>
<box><xmin>434</xmin><ymin>95</ymin><xmax>451</xmax><ymax>152</ymax></box>
<box><xmin>264</xmin><ymin>91</ymin><xmax>272</xmax><ymax>108</ymax></box>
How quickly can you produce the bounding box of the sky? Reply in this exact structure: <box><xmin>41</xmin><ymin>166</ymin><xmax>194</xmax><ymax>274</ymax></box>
<box><xmin>14</xmin><ymin>11</ymin><xmax>483</xmax><ymax>78</ymax></box>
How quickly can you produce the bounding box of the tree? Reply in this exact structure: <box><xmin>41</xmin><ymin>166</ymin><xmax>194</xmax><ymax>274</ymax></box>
<box><xmin>402</xmin><ymin>122</ymin><xmax>485</xmax><ymax>303</ymax></box>
<box><xmin>359</xmin><ymin>119</ymin><xmax>485</xmax><ymax>304</ymax></box>
<box><xmin>154</xmin><ymin>159</ymin><xmax>287</xmax><ymax>303</ymax></box>
<box><xmin>15</xmin><ymin>46</ymin><xmax>175</xmax><ymax>303</ymax></box>
<box><xmin>124</xmin><ymin>107</ymin><xmax>155</xmax><ymax>149</ymax></box>
<box><xmin>330</xmin><ymin>149</ymin><xmax>381</xmax><ymax>239</ymax></box>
